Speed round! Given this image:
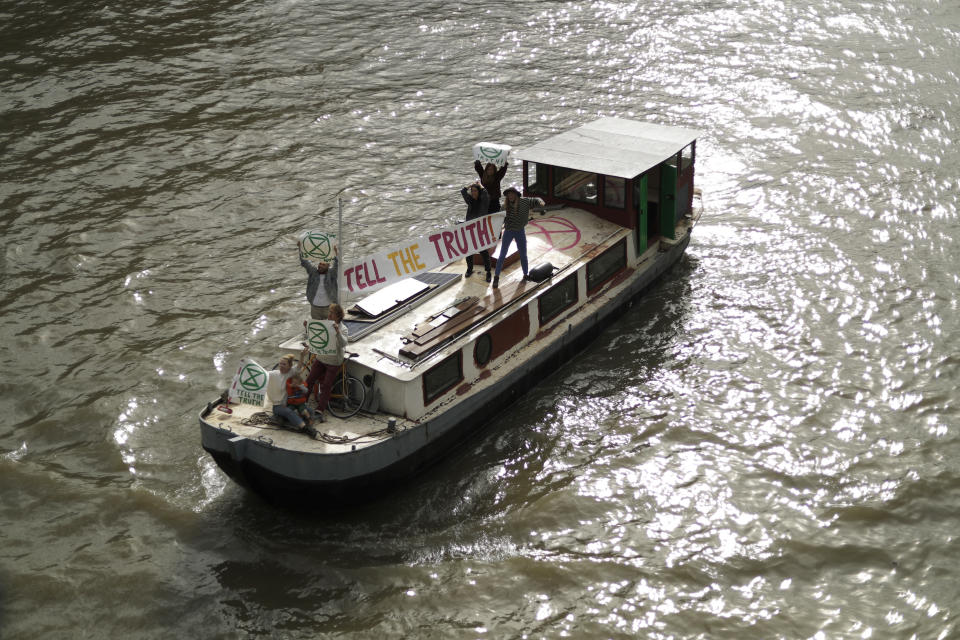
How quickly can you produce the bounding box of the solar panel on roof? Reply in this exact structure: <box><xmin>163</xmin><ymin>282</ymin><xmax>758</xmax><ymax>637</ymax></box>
<box><xmin>353</xmin><ymin>278</ymin><xmax>431</xmax><ymax>317</ymax></box>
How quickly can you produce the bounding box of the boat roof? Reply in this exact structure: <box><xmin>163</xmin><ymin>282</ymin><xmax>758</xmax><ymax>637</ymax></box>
<box><xmin>512</xmin><ymin>117</ymin><xmax>702</xmax><ymax>179</ymax></box>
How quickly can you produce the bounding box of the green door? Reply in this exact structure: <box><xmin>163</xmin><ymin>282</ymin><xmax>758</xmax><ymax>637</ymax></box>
<box><xmin>634</xmin><ymin>174</ymin><xmax>648</xmax><ymax>253</ymax></box>
<box><xmin>660</xmin><ymin>163</ymin><xmax>677</xmax><ymax>240</ymax></box>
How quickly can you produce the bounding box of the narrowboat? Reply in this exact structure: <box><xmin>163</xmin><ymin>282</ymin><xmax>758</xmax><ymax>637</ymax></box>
<box><xmin>199</xmin><ymin>117</ymin><xmax>703</xmax><ymax>504</ymax></box>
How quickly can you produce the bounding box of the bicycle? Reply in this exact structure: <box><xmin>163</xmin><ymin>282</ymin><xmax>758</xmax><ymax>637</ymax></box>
<box><xmin>301</xmin><ymin>349</ymin><xmax>366</xmax><ymax>419</ymax></box>
<box><xmin>328</xmin><ymin>358</ymin><xmax>366</xmax><ymax>418</ymax></box>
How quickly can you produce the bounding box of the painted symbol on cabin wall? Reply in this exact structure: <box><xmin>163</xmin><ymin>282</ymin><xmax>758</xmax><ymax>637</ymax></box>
<box><xmin>527</xmin><ymin>216</ymin><xmax>582</xmax><ymax>251</ymax></box>
<box><xmin>239</xmin><ymin>364</ymin><xmax>267</xmax><ymax>391</ymax></box>
<box><xmin>308</xmin><ymin>322</ymin><xmax>331</xmax><ymax>351</ymax></box>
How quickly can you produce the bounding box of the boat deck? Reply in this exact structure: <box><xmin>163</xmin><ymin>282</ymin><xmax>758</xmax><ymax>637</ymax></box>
<box><xmin>206</xmin><ymin>206</ymin><xmax>636</xmax><ymax>454</ymax></box>
<box><xmin>203</xmin><ymin>400</ymin><xmax>403</xmax><ymax>454</ymax></box>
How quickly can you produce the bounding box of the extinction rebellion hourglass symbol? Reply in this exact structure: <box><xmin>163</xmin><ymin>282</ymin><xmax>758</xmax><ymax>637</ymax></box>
<box><xmin>308</xmin><ymin>322</ymin><xmax>331</xmax><ymax>353</ymax></box>
<box><xmin>239</xmin><ymin>365</ymin><xmax>266</xmax><ymax>391</ymax></box>
<box><xmin>303</xmin><ymin>233</ymin><xmax>333</xmax><ymax>259</ymax></box>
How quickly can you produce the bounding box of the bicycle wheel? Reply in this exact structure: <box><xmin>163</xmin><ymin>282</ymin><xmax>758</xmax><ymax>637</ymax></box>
<box><xmin>327</xmin><ymin>376</ymin><xmax>366</xmax><ymax>418</ymax></box>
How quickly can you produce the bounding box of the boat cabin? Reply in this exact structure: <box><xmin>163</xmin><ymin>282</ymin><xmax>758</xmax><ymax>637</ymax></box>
<box><xmin>514</xmin><ymin>117</ymin><xmax>700</xmax><ymax>253</ymax></box>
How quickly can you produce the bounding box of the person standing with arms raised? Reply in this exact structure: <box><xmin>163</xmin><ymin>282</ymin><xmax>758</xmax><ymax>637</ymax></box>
<box><xmin>492</xmin><ymin>186</ymin><xmax>545</xmax><ymax>289</ymax></box>
<box><xmin>474</xmin><ymin>158</ymin><xmax>508</xmax><ymax>214</ymax></box>
<box><xmin>300</xmin><ymin>243</ymin><xmax>338</xmax><ymax>320</ymax></box>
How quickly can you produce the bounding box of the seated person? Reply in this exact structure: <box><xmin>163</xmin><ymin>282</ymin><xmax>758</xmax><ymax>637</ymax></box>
<box><xmin>265</xmin><ymin>354</ymin><xmax>304</xmax><ymax>430</ymax></box>
<box><xmin>286</xmin><ymin>372</ymin><xmax>314</xmax><ymax>428</ymax></box>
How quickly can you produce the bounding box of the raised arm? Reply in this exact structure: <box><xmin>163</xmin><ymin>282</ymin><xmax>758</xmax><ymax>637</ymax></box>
<box><xmin>521</xmin><ymin>196</ymin><xmax>547</xmax><ymax>211</ymax></box>
<box><xmin>300</xmin><ymin>256</ymin><xmax>318</xmax><ymax>276</ymax></box>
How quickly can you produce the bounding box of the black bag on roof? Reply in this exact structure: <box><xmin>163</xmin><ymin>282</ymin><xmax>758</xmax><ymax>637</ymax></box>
<box><xmin>527</xmin><ymin>262</ymin><xmax>555</xmax><ymax>283</ymax></box>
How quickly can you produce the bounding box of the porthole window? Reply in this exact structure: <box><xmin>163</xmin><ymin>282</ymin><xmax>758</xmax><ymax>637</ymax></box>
<box><xmin>474</xmin><ymin>334</ymin><xmax>492</xmax><ymax>367</ymax></box>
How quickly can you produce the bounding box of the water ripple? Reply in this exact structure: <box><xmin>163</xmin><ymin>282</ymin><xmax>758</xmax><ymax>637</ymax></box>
<box><xmin>3</xmin><ymin>0</ymin><xmax>960</xmax><ymax>637</ymax></box>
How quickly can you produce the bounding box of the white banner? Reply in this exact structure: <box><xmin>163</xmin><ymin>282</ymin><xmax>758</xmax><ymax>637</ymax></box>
<box><xmin>227</xmin><ymin>357</ymin><xmax>269</xmax><ymax>407</ymax></box>
<box><xmin>305</xmin><ymin>320</ymin><xmax>339</xmax><ymax>356</ymax></box>
<box><xmin>342</xmin><ymin>212</ymin><xmax>504</xmax><ymax>295</ymax></box>
<box><xmin>298</xmin><ymin>230</ymin><xmax>337</xmax><ymax>260</ymax></box>
<box><xmin>473</xmin><ymin>142</ymin><xmax>511</xmax><ymax>167</ymax></box>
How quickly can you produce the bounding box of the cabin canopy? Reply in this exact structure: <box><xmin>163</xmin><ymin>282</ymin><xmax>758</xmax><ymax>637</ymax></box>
<box><xmin>512</xmin><ymin>117</ymin><xmax>701</xmax><ymax>179</ymax></box>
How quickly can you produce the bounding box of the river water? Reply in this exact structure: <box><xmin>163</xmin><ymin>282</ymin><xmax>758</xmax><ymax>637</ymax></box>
<box><xmin>2</xmin><ymin>0</ymin><xmax>959</xmax><ymax>638</ymax></box>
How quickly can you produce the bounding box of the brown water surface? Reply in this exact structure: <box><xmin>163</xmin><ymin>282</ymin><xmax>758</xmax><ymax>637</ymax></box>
<box><xmin>2</xmin><ymin>1</ymin><xmax>959</xmax><ymax>637</ymax></box>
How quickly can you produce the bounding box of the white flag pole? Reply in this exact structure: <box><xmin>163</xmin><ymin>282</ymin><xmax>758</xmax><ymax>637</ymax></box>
<box><xmin>337</xmin><ymin>197</ymin><xmax>344</xmax><ymax>306</ymax></box>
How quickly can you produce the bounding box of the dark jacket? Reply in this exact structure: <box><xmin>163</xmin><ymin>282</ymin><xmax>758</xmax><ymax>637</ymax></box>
<box><xmin>461</xmin><ymin>186</ymin><xmax>490</xmax><ymax>221</ymax></box>
<box><xmin>474</xmin><ymin>160</ymin><xmax>508</xmax><ymax>208</ymax></box>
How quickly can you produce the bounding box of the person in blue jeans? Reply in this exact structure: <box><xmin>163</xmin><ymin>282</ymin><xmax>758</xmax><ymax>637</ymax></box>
<box><xmin>493</xmin><ymin>186</ymin><xmax>545</xmax><ymax>289</ymax></box>
<box><xmin>265</xmin><ymin>354</ymin><xmax>306</xmax><ymax>431</ymax></box>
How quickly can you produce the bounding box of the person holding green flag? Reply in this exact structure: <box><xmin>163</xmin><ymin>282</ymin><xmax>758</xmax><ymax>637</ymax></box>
<box><xmin>300</xmin><ymin>243</ymin><xmax>338</xmax><ymax>320</ymax></box>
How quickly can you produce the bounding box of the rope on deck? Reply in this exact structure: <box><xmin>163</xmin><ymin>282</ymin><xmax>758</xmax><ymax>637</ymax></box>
<box><xmin>241</xmin><ymin>411</ymin><xmax>398</xmax><ymax>444</ymax></box>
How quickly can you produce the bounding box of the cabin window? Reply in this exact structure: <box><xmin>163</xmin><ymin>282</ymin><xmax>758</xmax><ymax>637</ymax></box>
<box><xmin>423</xmin><ymin>351</ymin><xmax>463</xmax><ymax>404</ymax></box>
<box><xmin>553</xmin><ymin>167</ymin><xmax>597</xmax><ymax>204</ymax></box>
<box><xmin>587</xmin><ymin>240</ymin><xmax>627</xmax><ymax>293</ymax></box>
<box><xmin>474</xmin><ymin>334</ymin><xmax>492</xmax><ymax>367</ymax></box>
<box><xmin>603</xmin><ymin>176</ymin><xmax>626</xmax><ymax>209</ymax></box>
<box><xmin>538</xmin><ymin>274</ymin><xmax>578</xmax><ymax>325</ymax></box>
<box><xmin>527</xmin><ymin>162</ymin><xmax>548</xmax><ymax>196</ymax></box>
<box><xmin>680</xmin><ymin>142</ymin><xmax>694</xmax><ymax>172</ymax></box>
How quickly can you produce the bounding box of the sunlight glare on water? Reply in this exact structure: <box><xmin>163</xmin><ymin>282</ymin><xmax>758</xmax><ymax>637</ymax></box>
<box><xmin>1</xmin><ymin>0</ymin><xmax>959</xmax><ymax>637</ymax></box>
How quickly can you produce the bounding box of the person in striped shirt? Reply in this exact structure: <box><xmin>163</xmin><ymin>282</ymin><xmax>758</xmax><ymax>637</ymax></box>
<box><xmin>492</xmin><ymin>186</ymin><xmax>545</xmax><ymax>289</ymax></box>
